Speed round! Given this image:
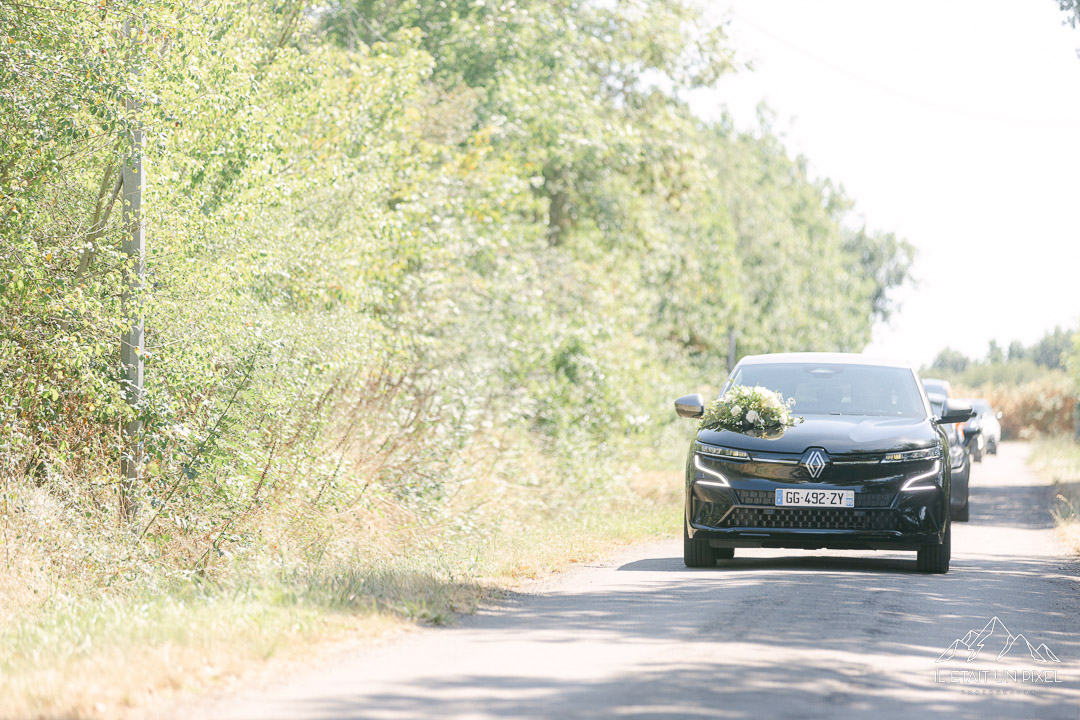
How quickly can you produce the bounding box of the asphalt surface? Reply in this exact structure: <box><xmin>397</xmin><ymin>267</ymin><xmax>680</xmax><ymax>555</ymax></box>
<box><xmin>198</xmin><ymin>442</ymin><xmax>1080</xmax><ymax>720</ymax></box>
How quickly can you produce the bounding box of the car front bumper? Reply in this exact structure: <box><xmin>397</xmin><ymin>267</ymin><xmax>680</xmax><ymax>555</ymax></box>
<box><xmin>685</xmin><ymin>452</ymin><xmax>949</xmax><ymax>550</ymax></box>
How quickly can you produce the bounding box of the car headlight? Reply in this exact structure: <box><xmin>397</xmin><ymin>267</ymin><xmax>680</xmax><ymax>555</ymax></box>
<box><xmin>882</xmin><ymin>446</ymin><xmax>942</xmax><ymax>463</ymax></box>
<box><xmin>692</xmin><ymin>454</ymin><xmax>731</xmax><ymax>487</ymax></box>
<box><xmin>900</xmin><ymin>460</ymin><xmax>942</xmax><ymax>491</ymax></box>
<box><xmin>695</xmin><ymin>443</ymin><xmax>749</xmax><ymax>460</ymax></box>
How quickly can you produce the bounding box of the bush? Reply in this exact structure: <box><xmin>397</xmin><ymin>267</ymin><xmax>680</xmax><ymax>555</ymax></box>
<box><xmin>956</xmin><ymin>374</ymin><xmax>1076</xmax><ymax>440</ymax></box>
<box><xmin>0</xmin><ymin>4</ymin><xmax>922</xmax><ymax>710</ymax></box>
<box><xmin>0</xmin><ymin>0</ymin><xmax>916</xmax><ymax>622</ymax></box>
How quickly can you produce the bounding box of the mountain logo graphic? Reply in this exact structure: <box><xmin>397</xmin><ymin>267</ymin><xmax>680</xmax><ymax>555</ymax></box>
<box><xmin>936</xmin><ymin>617</ymin><xmax>1062</xmax><ymax>664</ymax></box>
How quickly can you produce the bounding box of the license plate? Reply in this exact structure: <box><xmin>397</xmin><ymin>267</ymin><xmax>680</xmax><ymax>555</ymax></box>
<box><xmin>775</xmin><ymin>489</ymin><xmax>854</xmax><ymax>507</ymax></box>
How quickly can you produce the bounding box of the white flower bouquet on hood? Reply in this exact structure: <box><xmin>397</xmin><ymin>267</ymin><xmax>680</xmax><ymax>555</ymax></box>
<box><xmin>699</xmin><ymin>384</ymin><xmax>801</xmax><ymax>436</ymax></box>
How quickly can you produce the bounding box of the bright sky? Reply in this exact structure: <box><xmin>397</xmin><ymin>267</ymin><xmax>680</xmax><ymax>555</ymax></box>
<box><xmin>688</xmin><ymin>0</ymin><xmax>1080</xmax><ymax>368</ymax></box>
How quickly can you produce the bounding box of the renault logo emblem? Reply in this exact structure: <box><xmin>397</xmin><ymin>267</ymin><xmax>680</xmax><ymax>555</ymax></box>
<box><xmin>801</xmin><ymin>449</ymin><xmax>828</xmax><ymax>479</ymax></box>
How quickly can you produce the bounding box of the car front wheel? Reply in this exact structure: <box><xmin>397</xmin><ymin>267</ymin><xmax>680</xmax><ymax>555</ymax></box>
<box><xmin>917</xmin><ymin>521</ymin><xmax>951</xmax><ymax>574</ymax></box>
<box><xmin>683</xmin><ymin>521</ymin><xmax>716</xmax><ymax>568</ymax></box>
<box><xmin>952</xmin><ymin>500</ymin><xmax>969</xmax><ymax>522</ymax></box>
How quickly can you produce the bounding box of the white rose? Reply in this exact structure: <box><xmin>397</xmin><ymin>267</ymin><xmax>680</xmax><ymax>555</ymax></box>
<box><xmin>730</xmin><ymin>404</ymin><xmax>742</xmax><ymax>417</ymax></box>
<box><xmin>746</xmin><ymin>409</ymin><xmax>760</xmax><ymax>425</ymax></box>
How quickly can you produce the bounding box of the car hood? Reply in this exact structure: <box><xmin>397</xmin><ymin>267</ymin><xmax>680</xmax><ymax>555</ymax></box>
<box><xmin>696</xmin><ymin>415</ymin><xmax>939</xmax><ymax>455</ymax></box>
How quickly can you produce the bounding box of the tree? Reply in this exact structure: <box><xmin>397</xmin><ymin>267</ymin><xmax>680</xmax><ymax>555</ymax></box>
<box><xmin>1060</xmin><ymin>1</ymin><xmax>1080</xmax><ymax>26</ymax></box>
<box><xmin>1030</xmin><ymin>326</ymin><xmax>1075</xmax><ymax>370</ymax></box>
<box><xmin>4</xmin><ymin>0</ymin><xmax>918</xmax><ymax>549</ymax></box>
<box><xmin>844</xmin><ymin>228</ymin><xmax>915</xmax><ymax>324</ymax></box>
<box><xmin>932</xmin><ymin>348</ymin><xmax>971</xmax><ymax>373</ymax></box>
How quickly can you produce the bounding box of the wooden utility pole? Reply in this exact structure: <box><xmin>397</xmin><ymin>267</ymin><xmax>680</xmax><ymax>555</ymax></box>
<box><xmin>120</xmin><ymin>18</ymin><xmax>144</xmax><ymax>518</ymax></box>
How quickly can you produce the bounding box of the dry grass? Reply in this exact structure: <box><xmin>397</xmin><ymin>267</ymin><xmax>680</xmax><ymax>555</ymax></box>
<box><xmin>0</xmin><ymin>456</ymin><xmax>681</xmax><ymax>719</ymax></box>
<box><xmin>0</xmin><ymin>589</ymin><xmax>409</xmax><ymax>719</ymax></box>
<box><xmin>0</xmin><ymin>377</ymin><xmax>688</xmax><ymax>719</ymax></box>
<box><xmin>1027</xmin><ymin>436</ymin><xmax>1080</xmax><ymax>554</ymax></box>
<box><xmin>954</xmin><ymin>376</ymin><xmax>1075</xmax><ymax>440</ymax></box>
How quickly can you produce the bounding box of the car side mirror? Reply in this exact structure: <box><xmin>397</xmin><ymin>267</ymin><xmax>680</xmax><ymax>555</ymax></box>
<box><xmin>936</xmin><ymin>398</ymin><xmax>975</xmax><ymax>425</ymax></box>
<box><xmin>675</xmin><ymin>393</ymin><xmax>706</xmax><ymax>419</ymax></box>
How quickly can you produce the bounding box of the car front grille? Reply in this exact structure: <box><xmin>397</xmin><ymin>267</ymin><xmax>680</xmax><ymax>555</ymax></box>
<box><xmin>722</xmin><ymin>507</ymin><xmax>897</xmax><ymax>531</ymax></box>
<box><xmin>736</xmin><ymin>489</ymin><xmax>775</xmax><ymax>505</ymax></box>
<box><xmin>856</xmin><ymin>492</ymin><xmax>896</xmax><ymax>508</ymax></box>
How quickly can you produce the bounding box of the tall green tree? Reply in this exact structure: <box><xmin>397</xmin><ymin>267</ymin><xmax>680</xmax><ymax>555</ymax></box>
<box><xmin>932</xmin><ymin>348</ymin><xmax>971</xmax><ymax>374</ymax></box>
<box><xmin>1030</xmin><ymin>326</ymin><xmax>1075</xmax><ymax>369</ymax></box>
<box><xmin>3</xmin><ymin>0</ymin><xmax>917</xmax><ymax>560</ymax></box>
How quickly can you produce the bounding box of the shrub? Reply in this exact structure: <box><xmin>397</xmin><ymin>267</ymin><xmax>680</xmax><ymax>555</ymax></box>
<box><xmin>956</xmin><ymin>374</ymin><xmax>1076</xmax><ymax>439</ymax></box>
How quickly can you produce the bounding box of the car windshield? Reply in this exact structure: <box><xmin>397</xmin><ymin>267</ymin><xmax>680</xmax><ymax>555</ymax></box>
<box><xmin>729</xmin><ymin>363</ymin><xmax>926</xmax><ymax>418</ymax></box>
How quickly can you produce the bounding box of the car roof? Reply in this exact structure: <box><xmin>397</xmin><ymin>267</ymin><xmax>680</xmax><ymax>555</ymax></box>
<box><xmin>736</xmin><ymin>352</ymin><xmax>914</xmax><ymax>369</ymax></box>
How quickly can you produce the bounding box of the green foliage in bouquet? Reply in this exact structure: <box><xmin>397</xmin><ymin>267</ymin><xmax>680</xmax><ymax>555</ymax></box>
<box><xmin>700</xmin><ymin>385</ymin><xmax>801</xmax><ymax>435</ymax></box>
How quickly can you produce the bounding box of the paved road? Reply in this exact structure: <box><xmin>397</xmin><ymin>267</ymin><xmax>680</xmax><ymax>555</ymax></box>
<box><xmin>199</xmin><ymin>442</ymin><xmax>1080</xmax><ymax>720</ymax></box>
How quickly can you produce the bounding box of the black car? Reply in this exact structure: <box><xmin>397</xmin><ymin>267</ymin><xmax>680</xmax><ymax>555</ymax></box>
<box><xmin>675</xmin><ymin>353</ymin><xmax>973</xmax><ymax>573</ymax></box>
<box><xmin>929</xmin><ymin>393</ymin><xmax>971</xmax><ymax>522</ymax></box>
